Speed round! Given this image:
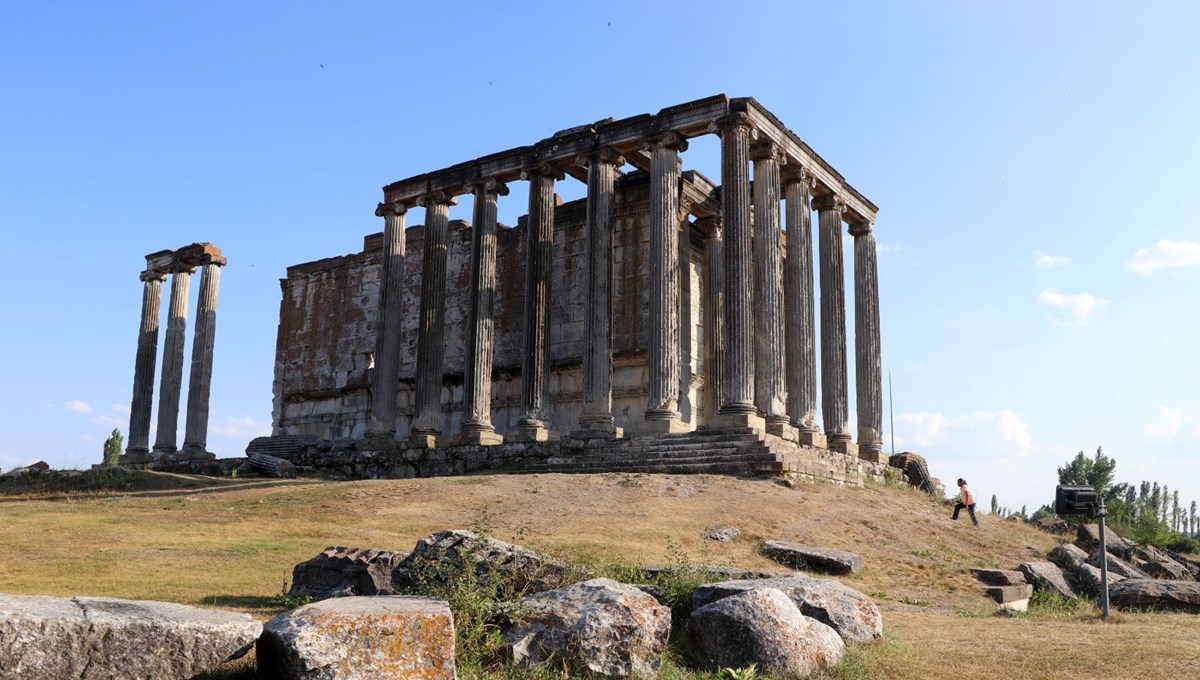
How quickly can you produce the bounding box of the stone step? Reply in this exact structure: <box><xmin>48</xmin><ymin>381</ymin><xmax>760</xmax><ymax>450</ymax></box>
<box><xmin>524</xmin><ymin>453</ymin><xmax>783</xmax><ymax>471</ymax></box>
<box><xmin>551</xmin><ymin>445</ymin><xmax>772</xmax><ymax>461</ymax></box>
<box><xmin>521</xmin><ymin>460</ymin><xmax>781</xmax><ymax>475</ymax></box>
<box><xmin>564</xmin><ymin>432</ymin><xmax>766</xmax><ymax>449</ymax></box>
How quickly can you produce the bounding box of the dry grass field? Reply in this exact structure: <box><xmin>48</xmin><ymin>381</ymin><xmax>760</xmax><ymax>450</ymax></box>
<box><xmin>1</xmin><ymin>470</ymin><xmax>1197</xmax><ymax>678</ymax></box>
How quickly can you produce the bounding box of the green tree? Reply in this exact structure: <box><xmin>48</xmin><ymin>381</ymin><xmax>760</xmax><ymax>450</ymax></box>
<box><xmin>1056</xmin><ymin>446</ymin><xmax>1117</xmax><ymax>496</ymax></box>
<box><xmin>990</xmin><ymin>494</ymin><xmax>999</xmax><ymax>514</ymax></box>
<box><xmin>102</xmin><ymin>428</ymin><xmax>123</xmax><ymax>466</ymax></box>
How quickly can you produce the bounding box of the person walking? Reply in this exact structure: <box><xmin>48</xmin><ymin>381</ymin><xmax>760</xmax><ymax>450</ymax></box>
<box><xmin>952</xmin><ymin>478</ymin><xmax>979</xmax><ymax>526</ymax></box>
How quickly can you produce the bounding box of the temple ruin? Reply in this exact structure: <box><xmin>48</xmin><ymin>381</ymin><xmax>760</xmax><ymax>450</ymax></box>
<box><xmin>121</xmin><ymin>242</ymin><xmax>226</xmax><ymax>464</ymax></box>
<box><xmin>255</xmin><ymin>94</ymin><xmax>886</xmax><ymax>484</ymax></box>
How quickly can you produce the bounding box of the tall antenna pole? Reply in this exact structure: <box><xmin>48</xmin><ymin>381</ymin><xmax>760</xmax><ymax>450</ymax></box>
<box><xmin>889</xmin><ymin>370</ymin><xmax>896</xmax><ymax>457</ymax></box>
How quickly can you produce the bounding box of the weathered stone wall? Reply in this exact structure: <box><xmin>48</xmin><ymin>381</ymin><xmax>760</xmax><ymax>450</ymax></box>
<box><xmin>272</xmin><ymin>173</ymin><xmax>708</xmax><ymax>441</ymax></box>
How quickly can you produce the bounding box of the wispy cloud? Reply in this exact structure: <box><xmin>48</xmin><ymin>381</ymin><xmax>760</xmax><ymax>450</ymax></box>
<box><xmin>64</xmin><ymin>400</ymin><xmax>92</xmax><ymax>414</ymax></box>
<box><xmin>1124</xmin><ymin>240</ymin><xmax>1200</xmax><ymax>274</ymax></box>
<box><xmin>209</xmin><ymin>415</ymin><xmax>272</xmax><ymax>438</ymax></box>
<box><xmin>1145</xmin><ymin>405</ymin><xmax>1182</xmax><ymax>439</ymax></box>
<box><xmin>1036</xmin><ymin>288</ymin><xmax>1108</xmax><ymax>326</ymax></box>
<box><xmin>1033</xmin><ymin>250</ymin><xmax>1071</xmax><ymax>268</ymax></box>
<box><xmin>90</xmin><ymin>415</ymin><xmax>124</xmax><ymax>427</ymax></box>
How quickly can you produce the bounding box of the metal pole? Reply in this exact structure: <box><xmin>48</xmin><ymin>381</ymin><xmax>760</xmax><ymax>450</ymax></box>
<box><xmin>888</xmin><ymin>370</ymin><xmax>896</xmax><ymax>457</ymax></box>
<box><xmin>1097</xmin><ymin>497</ymin><xmax>1110</xmax><ymax>619</ymax></box>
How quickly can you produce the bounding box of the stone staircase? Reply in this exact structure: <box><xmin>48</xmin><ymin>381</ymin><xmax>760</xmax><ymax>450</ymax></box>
<box><xmin>519</xmin><ymin>429</ymin><xmax>784</xmax><ymax>475</ymax></box>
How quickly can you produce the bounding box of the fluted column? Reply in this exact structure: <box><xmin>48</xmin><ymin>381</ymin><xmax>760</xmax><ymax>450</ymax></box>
<box><xmin>152</xmin><ymin>263</ymin><xmax>194</xmax><ymax>454</ymax></box>
<box><xmin>461</xmin><ymin>179</ymin><xmax>508</xmax><ymax>446</ymax></box>
<box><xmin>700</xmin><ymin>216</ymin><xmax>724</xmax><ymax>424</ymax></box>
<box><xmin>575</xmin><ymin>147</ymin><xmax>624</xmax><ymax>438</ymax></box>
<box><xmin>783</xmin><ymin>168</ymin><xmax>823</xmax><ymax>447</ymax></box>
<box><xmin>751</xmin><ymin>141</ymin><xmax>791</xmax><ymax>440</ymax></box>
<box><xmin>677</xmin><ymin>196</ymin><xmax>695</xmax><ymax>428</ymax></box>
<box><xmin>709</xmin><ymin>112</ymin><xmax>761</xmax><ymax>429</ymax></box>
<box><xmin>365</xmin><ymin>201</ymin><xmax>408</xmax><ymax>445</ymax></box>
<box><xmin>510</xmin><ymin>164</ymin><xmax>562</xmax><ymax>443</ymax></box>
<box><xmin>123</xmin><ymin>266</ymin><xmax>167</xmax><ymax>462</ymax></box>
<box><xmin>852</xmin><ymin>220</ymin><xmax>884</xmax><ymax>462</ymax></box>
<box><xmin>642</xmin><ymin>132</ymin><xmax>688</xmax><ymax>432</ymax></box>
<box><xmin>409</xmin><ymin>191</ymin><xmax>456</xmax><ymax>448</ymax></box>
<box><xmin>182</xmin><ymin>247</ymin><xmax>226</xmax><ymax>458</ymax></box>
<box><xmin>814</xmin><ymin>194</ymin><xmax>851</xmax><ymax>451</ymax></box>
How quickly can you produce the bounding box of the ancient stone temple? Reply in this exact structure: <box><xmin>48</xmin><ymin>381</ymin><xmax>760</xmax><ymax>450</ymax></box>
<box><xmin>121</xmin><ymin>242</ymin><xmax>226</xmax><ymax>465</ymax></box>
<box><xmin>258</xmin><ymin>95</ymin><xmax>886</xmax><ymax>484</ymax></box>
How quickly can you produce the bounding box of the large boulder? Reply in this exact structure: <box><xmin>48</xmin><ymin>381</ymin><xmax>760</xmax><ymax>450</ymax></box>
<box><xmin>257</xmin><ymin>596</ymin><xmax>455</xmax><ymax>680</ymax></box>
<box><xmin>1110</xmin><ymin>579</ymin><xmax>1200</xmax><ymax>613</ymax></box>
<box><xmin>761</xmin><ymin>540</ymin><xmax>863</xmax><ymax>575</ymax></box>
<box><xmin>693</xmin><ymin>576</ymin><xmax>882</xmax><ymax>643</ymax></box>
<box><xmin>1087</xmin><ymin>548</ymin><xmax>1151</xmax><ymax>580</ymax></box>
<box><xmin>687</xmin><ymin>588</ymin><xmax>844</xmax><ymax>675</ymax></box>
<box><xmin>969</xmin><ymin>568</ymin><xmax>1027</xmax><ymax>586</ymax></box>
<box><xmin>0</xmin><ymin>593</ymin><xmax>260</xmax><ymax>680</ymax></box>
<box><xmin>1076</xmin><ymin>524</ymin><xmax>1133</xmax><ymax>559</ymax></box>
<box><xmin>1129</xmin><ymin>546</ymin><xmax>1190</xmax><ymax>580</ymax></box>
<box><xmin>1018</xmin><ymin>561</ymin><xmax>1078</xmax><ymax>599</ymax></box>
<box><xmin>1166</xmin><ymin>550</ymin><xmax>1200</xmax><ymax>580</ymax></box>
<box><xmin>289</xmin><ymin>546</ymin><xmax>407</xmax><ymax>600</ymax></box>
<box><xmin>503</xmin><ymin>578</ymin><xmax>670</xmax><ymax>677</ymax></box>
<box><xmin>1049</xmin><ymin>542</ymin><xmax>1089</xmax><ymax>570</ymax></box>
<box><xmin>1068</xmin><ymin>563</ymin><xmax>1124</xmax><ymax>598</ymax></box>
<box><xmin>400</xmin><ymin>529</ymin><xmax>580</xmax><ymax>594</ymax></box>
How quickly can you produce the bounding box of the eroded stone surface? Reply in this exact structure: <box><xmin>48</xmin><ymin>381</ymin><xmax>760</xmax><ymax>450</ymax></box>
<box><xmin>1019</xmin><ymin>560</ymin><xmax>1078</xmax><ymax>599</ymax></box>
<box><xmin>289</xmin><ymin>546</ymin><xmax>407</xmax><ymax>600</ymax></box>
<box><xmin>692</xmin><ymin>576</ymin><xmax>881</xmax><ymax>643</ymax></box>
<box><xmin>0</xmin><ymin>593</ymin><xmax>260</xmax><ymax>680</ymax></box>
<box><xmin>257</xmin><ymin>596</ymin><xmax>455</xmax><ymax>680</ymax></box>
<box><xmin>761</xmin><ymin>540</ymin><xmax>863</xmax><ymax>574</ymax></box>
<box><xmin>1110</xmin><ymin>579</ymin><xmax>1200</xmax><ymax>612</ymax></box>
<box><xmin>399</xmin><ymin>529</ymin><xmax>580</xmax><ymax>594</ymax></box>
<box><xmin>1049</xmin><ymin>542</ymin><xmax>1089</xmax><ymax>570</ymax></box>
<box><xmin>1068</xmin><ymin>563</ymin><xmax>1124</xmax><ymax>597</ymax></box>
<box><xmin>969</xmin><ymin>568</ymin><xmax>1027</xmax><ymax>586</ymax></box>
<box><xmin>1087</xmin><ymin>548</ymin><xmax>1151</xmax><ymax>580</ymax></box>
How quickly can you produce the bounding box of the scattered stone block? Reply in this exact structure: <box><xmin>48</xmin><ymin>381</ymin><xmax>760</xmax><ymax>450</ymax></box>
<box><xmin>399</xmin><ymin>529</ymin><xmax>580</xmax><ymax>594</ymax></box>
<box><xmin>246</xmin><ymin>453</ymin><xmax>297</xmax><ymax>478</ymax></box>
<box><xmin>289</xmin><ymin>546</ymin><xmax>407</xmax><ymax>600</ymax></box>
<box><xmin>503</xmin><ymin>578</ymin><xmax>670</xmax><ymax>677</ymax></box>
<box><xmin>1076</xmin><ymin>523</ymin><xmax>1132</xmax><ymax>559</ymax></box>
<box><xmin>1049</xmin><ymin>542</ymin><xmax>1089</xmax><ymax>570</ymax></box>
<box><xmin>985</xmin><ymin>584</ymin><xmax>1033</xmax><ymax>604</ymax></box>
<box><xmin>1068</xmin><ymin>563</ymin><xmax>1124</xmax><ymax>598</ymax></box>
<box><xmin>687</xmin><ymin>588</ymin><xmax>844</xmax><ymax>675</ymax></box>
<box><xmin>257</xmin><ymin>596</ymin><xmax>455</xmax><ymax>680</ymax></box>
<box><xmin>969</xmin><ymin>568</ymin><xmax>1027</xmax><ymax>586</ymax></box>
<box><xmin>1110</xmin><ymin>579</ymin><xmax>1200</xmax><ymax>613</ymax></box>
<box><xmin>761</xmin><ymin>540</ymin><xmax>863</xmax><ymax>575</ymax></box>
<box><xmin>1087</xmin><ymin>548</ymin><xmax>1151</xmax><ymax>580</ymax></box>
<box><xmin>706</xmin><ymin>527</ymin><xmax>742</xmax><ymax>542</ymax></box>
<box><xmin>0</xmin><ymin>593</ymin><xmax>260</xmax><ymax>680</ymax></box>
<box><xmin>693</xmin><ymin>576</ymin><xmax>882</xmax><ymax>643</ymax></box>
<box><xmin>1018</xmin><ymin>561</ymin><xmax>1078</xmax><ymax>599</ymax></box>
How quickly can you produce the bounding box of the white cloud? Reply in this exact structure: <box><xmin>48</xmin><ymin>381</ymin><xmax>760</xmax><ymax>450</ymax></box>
<box><xmin>209</xmin><ymin>415</ymin><xmax>272</xmax><ymax>438</ymax></box>
<box><xmin>1033</xmin><ymin>250</ymin><xmax>1072</xmax><ymax>268</ymax></box>
<box><xmin>110</xmin><ymin>403</ymin><xmax>130</xmax><ymax>415</ymax></box>
<box><xmin>64</xmin><ymin>400</ymin><xmax>92</xmax><ymax>414</ymax></box>
<box><xmin>1124</xmin><ymin>240</ymin><xmax>1200</xmax><ymax>274</ymax></box>
<box><xmin>90</xmin><ymin>415</ymin><xmax>124</xmax><ymax>427</ymax></box>
<box><xmin>1145</xmin><ymin>405</ymin><xmax>1182</xmax><ymax>439</ymax></box>
<box><xmin>895</xmin><ymin>409</ymin><xmax>1032</xmax><ymax>458</ymax></box>
<box><xmin>1036</xmin><ymin>288</ymin><xmax>1109</xmax><ymax>326</ymax></box>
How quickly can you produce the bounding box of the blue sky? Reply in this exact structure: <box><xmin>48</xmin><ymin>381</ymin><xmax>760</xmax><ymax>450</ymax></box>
<box><xmin>2</xmin><ymin>1</ymin><xmax>1197</xmax><ymax>516</ymax></box>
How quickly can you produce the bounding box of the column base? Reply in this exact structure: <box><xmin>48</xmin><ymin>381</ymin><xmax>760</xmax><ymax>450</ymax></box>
<box><xmin>359</xmin><ymin>431</ymin><xmax>400</xmax><ymax>450</ymax></box>
<box><xmin>176</xmin><ymin>446</ymin><xmax>217</xmax><ymax>462</ymax></box>
<box><xmin>858</xmin><ymin>445</ymin><xmax>886</xmax><ymax>465</ymax></box>
<box><xmin>706</xmin><ymin>412</ymin><xmax>766</xmax><ymax>432</ymax></box>
<box><xmin>572</xmin><ymin>421</ymin><xmax>624</xmax><ymax>440</ymax></box>
<box><xmin>637</xmin><ymin>416</ymin><xmax>690</xmax><ymax>434</ymax></box>
<box><xmin>796</xmin><ymin>430</ymin><xmax>827</xmax><ymax>448</ymax></box>
<box><xmin>829</xmin><ymin>437</ymin><xmax>858</xmax><ymax>457</ymax></box>
<box><xmin>508</xmin><ymin>425</ymin><xmax>552</xmax><ymax>443</ymax></box>
<box><xmin>459</xmin><ymin>427</ymin><xmax>505</xmax><ymax>446</ymax></box>
<box><xmin>408</xmin><ymin>432</ymin><xmax>440</xmax><ymax>449</ymax></box>
<box><xmin>119</xmin><ymin>450</ymin><xmax>154</xmax><ymax>466</ymax></box>
<box><xmin>765</xmin><ymin>421</ymin><xmax>798</xmax><ymax>442</ymax></box>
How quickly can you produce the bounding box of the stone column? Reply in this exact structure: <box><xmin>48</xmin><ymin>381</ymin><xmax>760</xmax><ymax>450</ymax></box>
<box><xmin>510</xmin><ymin>164</ymin><xmax>562</xmax><ymax>442</ymax></box>
<box><xmin>409</xmin><ymin>191</ymin><xmax>456</xmax><ymax>448</ymax></box>
<box><xmin>751</xmin><ymin>141</ymin><xmax>792</xmax><ymax>440</ymax></box>
<box><xmin>814</xmin><ymin>194</ymin><xmax>852</xmax><ymax>453</ymax></box>
<box><xmin>461</xmin><ymin>179</ymin><xmax>508</xmax><ymax>446</ymax></box>
<box><xmin>783</xmin><ymin>168</ymin><xmax>823</xmax><ymax>447</ymax></box>
<box><xmin>677</xmin><ymin>196</ymin><xmax>695</xmax><ymax>428</ymax></box>
<box><xmin>709</xmin><ymin>112</ymin><xmax>761</xmax><ymax>429</ymax></box>
<box><xmin>123</xmin><ymin>264</ymin><xmax>168</xmax><ymax>463</ymax></box>
<box><xmin>182</xmin><ymin>246</ymin><xmax>226</xmax><ymax>458</ymax></box>
<box><xmin>152</xmin><ymin>262</ymin><xmax>194</xmax><ymax>454</ymax></box>
<box><xmin>700</xmin><ymin>216</ymin><xmax>724</xmax><ymax>424</ymax></box>
<box><xmin>852</xmin><ymin>219</ymin><xmax>884</xmax><ymax>462</ymax></box>
<box><xmin>642</xmin><ymin>132</ymin><xmax>688</xmax><ymax>432</ymax></box>
<box><xmin>575</xmin><ymin>148</ymin><xmax>624</xmax><ymax>438</ymax></box>
<box><xmin>364</xmin><ymin>201</ymin><xmax>408</xmax><ymax>446</ymax></box>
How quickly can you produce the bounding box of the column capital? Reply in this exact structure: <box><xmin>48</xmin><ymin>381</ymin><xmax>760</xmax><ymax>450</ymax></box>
<box><xmin>174</xmin><ymin>242</ymin><xmax>228</xmax><ymax>268</ymax></box>
<box><xmin>708</xmin><ymin>112</ymin><xmax>758</xmax><ymax>139</ymax></box>
<box><xmin>679</xmin><ymin>195</ymin><xmax>695</xmax><ymax>221</ymax></box>
<box><xmin>782</xmin><ymin>165</ymin><xmax>816</xmax><ymax>190</ymax></box>
<box><xmin>521</xmin><ymin>162</ymin><xmax>565</xmax><ymax>182</ymax></box>
<box><xmin>697</xmin><ymin>214</ymin><xmax>723</xmax><ymax>239</ymax></box>
<box><xmin>812</xmin><ymin>194</ymin><xmax>847</xmax><ymax>214</ymax></box>
<box><xmin>574</xmin><ymin>147</ymin><xmax>625</xmax><ymax>169</ymax></box>
<box><xmin>848</xmin><ymin>220</ymin><xmax>874</xmax><ymax>237</ymax></box>
<box><xmin>417</xmin><ymin>191</ymin><xmax>458</xmax><ymax>208</ymax></box>
<box><xmin>465</xmin><ymin>177</ymin><xmax>510</xmax><ymax>197</ymax></box>
<box><xmin>375</xmin><ymin>200</ymin><xmax>409</xmax><ymax>217</ymax></box>
<box><xmin>139</xmin><ymin>268</ymin><xmax>168</xmax><ymax>283</ymax></box>
<box><xmin>749</xmin><ymin>140</ymin><xmax>787</xmax><ymax>164</ymax></box>
<box><xmin>640</xmin><ymin>131</ymin><xmax>689</xmax><ymax>154</ymax></box>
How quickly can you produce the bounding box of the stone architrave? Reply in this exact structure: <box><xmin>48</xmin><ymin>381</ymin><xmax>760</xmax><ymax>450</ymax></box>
<box><xmin>152</xmin><ymin>257</ymin><xmax>194</xmax><ymax>455</ymax></box>
<box><xmin>123</xmin><ymin>251</ymin><xmax>170</xmax><ymax>463</ymax></box>
<box><xmin>700</xmin><ymin>216</ymin><xmax>724</xmax><ymax>423</ymax></box>
<box><xmin>814</xmin><ymin>194</ymin><xmax>852</xmax><ymax>452</ymax></box>
<box><xmin>751</xmin><ymin>141</ymin><xmax>791</xmax><ymax>440</ymax></box>
<box><xmin>364</xmin><ymin>201</ymin><xmax>408</xmax><ymax>445</ymax></box>
<box><xmin>409</xmin><ymin>192</ymin><xmax>456</xmax><ymax>448</ymax></box>
<box><xmin>510</xmin><ymin>164</ymin><xmax>562</xmax><ymax>443</ymax></box>
<box><xmin>851</xmin><ymin>220</ymin><xmax>884</xmax><ymax>461</ymax></box>
<box><xmin>709</xmin><ymin>112</ymin><xmax>762</xmax><ymax>430</ymax></box>
<box><xmin>642</xmin><ymin>132</ymin><xmax>688</xmax><ymax>432</ymax></box>
<box><xmin>461</xmin><ymin>179</ymin><xmax>508</xmax><ymax>446</ymax></box>
<box><xmin>181</xmin><ymin>245</ymin><xmax>226</xmax><ymax>458</ymax></box>
<box><xmin>575</xmin><ymin>148</ymin><xmax>625</xmax><ymax>438</ymax></box>
<box><xmin>783</xmin><ymin>168</ymin><xmax>822</xmax><ymax>446</ymax></box>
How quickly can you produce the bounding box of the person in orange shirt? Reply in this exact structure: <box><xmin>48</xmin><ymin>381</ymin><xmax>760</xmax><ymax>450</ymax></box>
<box><xmin>952</xmin><ymin>478</ymin><xmax>979</xmax><ymax>526</ymax></box>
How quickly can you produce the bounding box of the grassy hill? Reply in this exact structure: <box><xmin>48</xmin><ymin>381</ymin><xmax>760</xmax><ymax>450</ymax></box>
<box><xmin>1</xmin><ymin>470</ymin><xmax>1197</xmax><ymax>678</ymax></box>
